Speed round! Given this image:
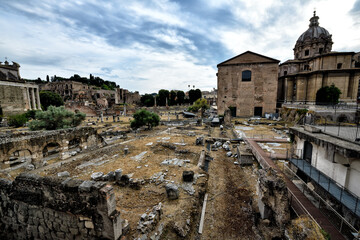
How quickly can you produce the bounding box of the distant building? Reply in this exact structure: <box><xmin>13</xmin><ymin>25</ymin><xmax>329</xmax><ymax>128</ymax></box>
<box><xmin>39</xmin><ymin>80</ymin><xmax>140</xmax><ymax>115</ymax></box>
<box><xmin>0</xmin><ymin>60</ymin><xmax>41</xmax><ymax>116</ymax></box>
<box><xmin>278</xmin><ymin>12</ymin><xmax>360</xmax><ymax>105</ymax></box>
<box><xmin>40</xmin><ymin>81</ymin><xmax>90</xmax><ymax>102</ymax></box>
<box><xmin>217</xmin><ymin>51</ymin><xmax>279</xmax><ymax>117</ymax></box>
<box><xmin>202</xmin><ymin>89</ymin><xmax>217</xmax><ymax>106</ymax></box>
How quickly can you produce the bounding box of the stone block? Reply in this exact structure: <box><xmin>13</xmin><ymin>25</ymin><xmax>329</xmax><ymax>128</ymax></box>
<box><xmin>57</xmin><ymin>171</ymin><xmax>70</xmax><ymax>178</ymax></box>
<box><xmin>182</xmin><ymin>171</ymin><xmax>194</xmax><ymax>182</ymax></box>
<box><xmin>115</xmin><ymin>169</ymin><xmax>123</xmax><ymax>182</ymax></box>
<box><xmin>69</xmin><ymin>227</ymin><xmax>79</xmax><ymax>235</ymax></box>
<box><xmin>165</xmin><ymin>184</ymin><xmax>179</xmax><ymax>200</ymax></box>
<box><xmin>33</xmin><ymin>218</ymin><xmax>40</xmax><ymax>226</ymax></box>
<box><xmin>79</xmin><ymin>180</ymin><xmax>95</xmax><ymax>192</ymax></box>
<box><xmin>60</xmin><ymin>224</ymin><xmax>69</xmax><ymax>232</ymax></box>
<box><xmin>85</xmin><ymin>220</ymin><xmax>94</xmax><ymax>229</ymax></box>
<box><xmin>38</xmin><ymin>225</ymin><xmax>45</xmax><ymax>234</ymax></box>
<box><xmin>91</xmin><ymin>172</ymin><xmax>104</xmax><ymax>181</ymax></box>
<box><xmin>56</xmin><ymin>231</ymin><xmax>65</xmax><ymax>238</ymax></box>
<box><xmin>53</xmin><ymin>222</ymin><xmax>61</xmax><ymax>232</ymax></box>
<box><xmin>100</xmin><ymin>185</ymin><xmax>116</xmax><ymax>216</ymax></box>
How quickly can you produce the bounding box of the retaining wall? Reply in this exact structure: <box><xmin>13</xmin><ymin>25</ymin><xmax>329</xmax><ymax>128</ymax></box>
<box><xmin>0</xmin><ymin>173</ymin><xmax>122</xmax><ymax>239</ymax></box>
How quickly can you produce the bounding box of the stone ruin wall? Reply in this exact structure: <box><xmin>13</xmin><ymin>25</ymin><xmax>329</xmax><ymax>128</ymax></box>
<box><xmin>257</xmin><ymin>168</ymin><xmax>290</xmax><ymax>231</ymax></box>
<box><xmin>0</xmin><ymin>127</ymin><xmax>104</xmax><ymax>169</ymax></box>
<box><xmin>0</xmin><ymin>173</ymin><xmax>122</xmax><ymax>240</ymax></box>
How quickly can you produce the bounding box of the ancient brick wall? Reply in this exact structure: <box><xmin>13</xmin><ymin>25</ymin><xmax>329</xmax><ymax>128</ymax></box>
<box><xmin>217</xmin><ymin>62</ymin><xmax>278</xmax><ymax>117</ymax></box>
<box><xmin>0</xmin><ymin>173</ymin><xmax>122</xmax><ymax>239</ymax></box>
<box><xmin>0</xmin><ymin>84</ymin><xmax>26</xmax><ymax>115</ymax></box>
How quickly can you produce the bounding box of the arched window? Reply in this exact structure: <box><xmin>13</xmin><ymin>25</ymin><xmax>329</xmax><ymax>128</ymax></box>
<box><xmin>242</xmin><ymin>70</ymin><xmax>251</xmax><ymax>81</ymax></box>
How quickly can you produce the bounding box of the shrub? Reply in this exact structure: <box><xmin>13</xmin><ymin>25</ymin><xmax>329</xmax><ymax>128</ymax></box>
<box><xmin>316</xmin><ymin>84</ymin><xmax>342</xmax><ymax>105</ymax></box>
<box><xmin>24</xmin><ymin>109</ymin><xmax>40</xmax><ymax>120</ymax></box>
<box><xmin>8</xmin><ymin>113</ymin><xmax>28</xmax><ymax>128</ymax></box>
<box><xmin>130</xmin><ymin>109</ymin><xmax>160</xmax><ymax>130</ymax></box>
<box><xmin>29</xmin><ymin>106</ymin><xmax>86</xmax><ymax>131</ymax></box>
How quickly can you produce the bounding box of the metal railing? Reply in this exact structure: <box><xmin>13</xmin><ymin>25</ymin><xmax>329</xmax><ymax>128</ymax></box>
<box><xmin>283</xmin><ymin>162</ymin><xmax>359</xmax><ymax>239</ymax></box>
<box><xmin>290</xmin><ymin>158</ymin><xmax>360</xmax><ymax>218</ymax></box>
<box><xmin>302</xmin><ymin>115</ymin><xmax>360</xmax><ymax>142</ymax></box>
<box><xmin>282</xmin><ymin>101</ymin><xmax>359</xmax><ymax>110</ymax></box>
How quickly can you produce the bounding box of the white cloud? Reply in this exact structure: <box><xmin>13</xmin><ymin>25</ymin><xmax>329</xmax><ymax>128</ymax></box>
<box><xmin>1</xmin><ymin>0</ymin><xmax>359</xmax><ymax>95</ymax></box>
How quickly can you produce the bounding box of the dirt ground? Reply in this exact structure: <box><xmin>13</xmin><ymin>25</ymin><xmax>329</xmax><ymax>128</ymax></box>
<box><xmin>201</xmin><ymin>127</ymin><xmax>259</xmax><ymax>239</ymax></box>
<box><xmin>1</xmin><ymin>115</ymin><xmax>294</xmax><ymax>239</ymax></box>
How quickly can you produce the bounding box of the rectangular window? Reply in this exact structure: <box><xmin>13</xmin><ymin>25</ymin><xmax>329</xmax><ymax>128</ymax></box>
<box><xmin>284</xmin><ymin>71</ymin><xmax>287</xmax><ymax>76</ymax></box>
<box><xmin>242</xmin><ymin>70</ymin><xmax>251</xmax><ymax>81</ymax></box>
<box><xmin>337</xmin><ymin>63</ymin><xmax>342</xmax><ymax>69</ymax></box>
<box><xmin>319</xmin><ymin>48</ymin><xmax>323</xmax><ymax>54</ymax></box>
<box><xmin>305</xmin><ymin>50</ymin><xmax>309</xmax><ymax>56</ymax></box>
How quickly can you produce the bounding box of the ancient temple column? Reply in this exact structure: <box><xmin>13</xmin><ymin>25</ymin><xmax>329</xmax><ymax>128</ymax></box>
<box><xmin>115</xmin><ymin>89</ymin><xmax>119</xmax><ymax>104</ymax></box>
<box><xmin>27</xmin><ymin>87</ymin><xmax>32</xmax><ymax>110</ymax></box>
<box><xmin>36</xmin><ymin>88</ymin><xmax>41</xmax><ymax>110</ymax></box>
<box><xmin>32</xmin><ymin>88</ymin><xmax>36</xmax><ymax>110</ymax></box>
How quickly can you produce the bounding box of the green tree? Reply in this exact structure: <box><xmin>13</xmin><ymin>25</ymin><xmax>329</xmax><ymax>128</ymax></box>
<box><xmin>188</xmin><ymin>89</ymin><xmax>202</xmax><ymax>104</ymax></box>
<box><xmin>130</xmin><ymin>109</ymin><xmax>160</xmax><ymax>130</ymax></box>
<box><xmin>28</xmin><ymin>106</ymin><xmax>86</xmax><ymax>130</ymax></box>
<box><xmin>158</xmin><ymin>89</ymin><xmax>169</xmax><ymax>106</ymax></box>
<box><xmin>316</xmin><ymin>84</ymin><xmax>342</xmax><ymax>105</ymax></box>
<box><xmin>188</xmin><ymin>98</ymin><xmax>209</xmax><ymax>117</ymax></box>
<box><xmin>8</xmin><ymin>113</ymin><xmax>28</xmax><ymax>128</ymax></box>
<box><xmin>40</xmin><ymin>91</ymin><xmax>64</xmax><ymax>110</ymax></box>
<box><xmin>176</xmin><ymin>91</ymin><xmax>185</xmax><ymax>105</ymax></box>
<box><xmin>140</xmin><ymin>94</ymin><xmax>154</xmax><ymax>107</ymax></box>
<box><xmin>101</xmin><ymin>84</ymin><xmax>112</xmax><ymax>90</ymax></box>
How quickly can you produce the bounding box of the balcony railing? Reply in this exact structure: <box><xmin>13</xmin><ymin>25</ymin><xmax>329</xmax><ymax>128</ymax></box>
<box><xmin>290</xmin><ymin>158</ymin><xmax>360</xmax><ymax>217</ymax></box>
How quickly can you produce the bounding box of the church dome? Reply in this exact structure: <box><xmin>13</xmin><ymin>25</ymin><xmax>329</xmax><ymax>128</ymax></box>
<box><xmin>296</xmin><ymin>13</ymin><xmax>331</xmax><ymax>43</ymax></box>
<box><xmin>293</xmin><ymin>12</ymin><xmax>333</xmax><ymax>60</ymax></box>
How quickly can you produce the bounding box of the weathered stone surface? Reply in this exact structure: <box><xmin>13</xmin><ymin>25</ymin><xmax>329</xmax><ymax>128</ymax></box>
<box><xmin>91</xmin><ymin>172</ymin><xmax>104</xmax><ymax>181</ymax></box>
<box><xmin>115</xmin><ymin>169</ymin><xmax>122</xmax><ymax>182</ymax></box>
<box><xmin>165</xmin><ymin>184</ymin><xmax>179</xmax><ymax>200</ymax></box>
<box><xmin>57</xmin><ymin>171</ymin><xmax>70</xmax><ymax>178</ymax></box>
<box><xmin>217</xmin><ymin>51</ymin><xmax>279</xmax><ymax>117</ymax></box>
<box><xmin>137</xmin><ymin>203</ymin><xmax>162</xmax><ymax>234</ymax></box>
<box><xmin>257</xmin><ymin>168</ymin><xmax>290</xmax><ymax>230</ymax></box>
<box><xmin>0</xmin><ymin>174</ymin><xmax>122</xmax><ymax>240</ymax></box>
<box><xmin>0</xmin><ymin>127</ymin><xmax>105</xmax><ymax>170</ymax></box>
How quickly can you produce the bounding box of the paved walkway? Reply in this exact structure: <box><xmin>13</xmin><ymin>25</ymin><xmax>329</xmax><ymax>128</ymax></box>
<box><xmin>246</xmin><ymin>138</ymin><xmax>346</xmax><ymax>240</ymax></box>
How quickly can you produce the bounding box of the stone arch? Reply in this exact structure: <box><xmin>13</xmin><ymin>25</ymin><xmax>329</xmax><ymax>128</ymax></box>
<box><xmin>337</xmin><ymin>114</ymin><xmax>349</xmax><ymax>123</ymax></box>
<box><xmin>68</xmin><ymin>137</ymin><xmax>82</xmax><ymax>150</ymax></box>
<box><xmin>6</xmin><ymin>148</ymin><xmax>32</xmax><ymax>168</ymax></box>
<box><xmin>42</xmin><ymin>142</ymin><xmax>62</xmax><ymax>158</ymax></box>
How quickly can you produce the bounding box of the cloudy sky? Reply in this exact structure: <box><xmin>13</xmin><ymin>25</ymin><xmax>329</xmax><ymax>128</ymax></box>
<box><xmin>1</xmin><ymin>0</ymin><xmax>360</xmax><ymax>94</ymax></box>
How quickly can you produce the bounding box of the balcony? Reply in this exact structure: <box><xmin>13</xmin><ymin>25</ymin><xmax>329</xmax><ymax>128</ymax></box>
<box><xmin>290</xmin><ymin>158</ymin><xmax>360</xmax><ymax>217</ymax></box>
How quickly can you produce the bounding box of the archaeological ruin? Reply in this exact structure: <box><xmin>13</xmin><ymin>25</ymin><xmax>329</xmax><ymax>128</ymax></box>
<box><xmin>0</xmin><ymin>61</ymin><xmax>41</xmax><ymax>116</ymax></box>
